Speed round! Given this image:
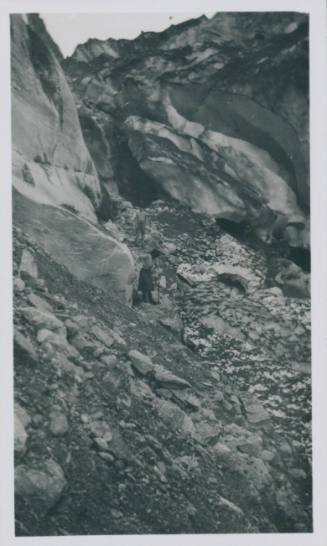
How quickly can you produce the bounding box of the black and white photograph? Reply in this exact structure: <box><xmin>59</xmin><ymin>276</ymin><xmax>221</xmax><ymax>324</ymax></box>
<box><xmin>1</xmin><ymin>0</ymin><xmax>327</xmax><ymax>544</ymax></box>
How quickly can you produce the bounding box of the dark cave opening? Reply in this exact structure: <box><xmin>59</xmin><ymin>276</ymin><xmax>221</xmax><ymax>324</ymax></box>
<box><xmin>112</xmin><ymin>130</ymin><xmax>168</xmax><ymax>208</ymax></box>
<box><xmin>215</xmin><ymin>218</ymin><xmax>311</xmax><ymax>272</ymax></box>
<box><xmin>289</xmin><ymin>246</ymin><xmax>311</xmax><ymax>273</ymax></box>
<box><xmin>215</xmin><ymin>218</ymin><xmax>250</xmax><ymax>239</ymax></box>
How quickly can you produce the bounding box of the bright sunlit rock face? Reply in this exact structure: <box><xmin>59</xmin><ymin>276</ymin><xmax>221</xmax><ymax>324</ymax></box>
<box><xmin>11</xmin><ymin>14</ymin><xmax>135</xmax><ymax>302</ymax></box>
<box><xmin>11</xmin><ymin>14</ymin><xmax>101</xmax><ymax>221</ymax></box>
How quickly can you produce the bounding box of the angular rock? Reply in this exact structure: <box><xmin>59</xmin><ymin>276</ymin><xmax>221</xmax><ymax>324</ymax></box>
<box><xmin>222</xmin><ymin>399</ymin><xmax>233</xmax><ymax>412</ymax></box>
<box><xmin>111</xmin><ymin>330</ymin><xmax>127</xmax><ymax>347</ymax></box>
<box><xmin>159</xmin><ymin>315</ymin><xmax>183</xmax><ymax>336</ymax></box>
<box><xmin>262</xmin><ymin>449</ymin><xmax>276</xmax><ymax>463</ymax></box>
<box><xmin>130</xmin><ymin>379</ymin><xmax>155</xmax><ymax>400</ymax></box>
<box><xmin>201</xmin><ymin>314</ymin><xmax>245</xmax><ymax>341</ymax></box>
<box><xmin>236</xmin><ymin>453</ymin><xmax>273</xmax><ymax>490</ymax></box>
<box><xmin>238</xmin><ymin>437</ymin><xmax>263</xmax><ymax>456</ymax></box>
<box><xmin>170</xmin><ymin>390</ymin><xmax>201</xmax><ymax>409</ymax></box>
<box><xmin>240</xmin><ymin>394</ymin><xmax>271</xmax><ymax>425</ymax></box>
<box><xmin>156</xmin><ymin>387</ymin><xmax>173</xmax><ymax>399</ymax></box>
<box><xmin>27</xmin><ymin>293</ymin><xmax>53</xmax><ymax>313</ymax></box>
<box><xmin>217</xmin><ymin>495</ymin><xmax>244</xmax><ymax>517</ymax></box>
<box><xmin>213</xmin><ymin>442</ymin><xmax>233</xmax><ymax>460</ymax></box>
<box><xmin>185</xmin><ymin>501</ymin><xmax>197</xmax><ymax>518</ymax></box>
<box><xmin>128</xmin><ymin>349</ymin><xmax>154</xmax><ymax>376</ymax></box>
<box><xmin>14</xmin><ymin>414</ymin><xmax>28</xmax><ymax>453</ymax></box>
<box><xmin>155</xmin><ymin>399</ymin><xmax>195</xmax><ymax>436</ymax></box>
<box><xmin>19</xmin><ymin>249</ymin><xmax>38</xmax><ymax>280</ymax></box>
<box><xmin>100</xmin><ymin>354</ymin><xmax>118</xmax><ymax>367</ymax></box>
<box><xmin>291</xmin><ymin>361</ymin><xmax>311</xmax><ymax>375</ymax></box>
<box><xmin>64</xmin><ymin>319</ymin><xmax>79</xmax><ymax>337</ymax></box>
<box><xmin>94</xmin><ymin>437</ymin><xmax>109</xmax><ymax>451</ymax></box>
<box><xmin>111</xmin><ymin>509</ymin><xmax>123</xmax><ymax>519</ymax></box>
<box><xmin>49</xmin><ymin>409</ymin><xmax>69</xmax><ymax>436</ymax></box>
<box><xmin>70</xmin><ymin>333</ymin><xmax>95</xmax><ymax>352</ymax></box>
<box><xmin>93</xmin><ymin>346</ymin><xmax>105</xmax><ymax>358</ymax></box>
<box><xmin>14</xmin><ymin>330</ymin><xmax>38</xmax><ymax>365</ymax></box>
<box><xmin>103</xmin><ymin>430</ymin><xmax>113</xmax><ymax>443</ymax></box>
<box><xmin>195</xmin><ymin>421</ymin><xmax>223</xmax><ymax>445</ymax></box>
<box><xmin>90</xmin><ymin>324</ymin><xmax>114</xmax><ymax>348</ymax></box>
<box><xmin>107</xmin><ymin>428</ymin><xmax>131</xmax><ymax>462</ymax></box>
<box><xmin>37</xmin><ymin>328</ymin><xmax>67</xmax><ymax>349</ymax></box>
<box><xmin>73</xmin><ymin>315</ymin><xmax>90</xmax><ymax>331</ymax></box>
<box><xmin>56</xmin><ymin>353</ymin><xmax>85</xmax><ymax>379</ymax></box>
<box><xmin>14</xmin><ymin>402</ymin><xmax>31</xmax><ymax>428</ymax></box>
<box><xmin>21</xmin><ymin>307</ymin><xmax>66</xmax><ymax>335</ymax></box>
<box><xmin>89</xmin><ymin>421</ymin><xmax>112</xmax><ymax>439</ymax></box>
<box><xmin>15</xmin><ymin>459</ymin><xmax>66</xmax><ymax>509</ymax></box>
<box><xmin>182</xmin><ymin>414</ymin><xmax>197</xmax><ymax>436</ymax></box>
<box><xmin>14</xmin><ymin>277</ymin><xmax>26</xmax><ymax>293</ymax></box>
<box><xmin>176</xmin><ymin>455</ymin><xmax>199</xmax><ymax>471</ymax></box>
<box><xmin>153</xmin><ymin>365</ymin><xmax>191</xmax><ymax>389</ymax></box>
<box><xmin>98</xmin><ymin>452</ymin><xmax>114</xmax><ymax>463</ymax></box>
<box><xmin>278</xmin><ymin>440</ymin><xmax>293</xmax><ymax>457</ymax></box>
<box><xmin>289</xmin><ymin>468</ymin><xmax>307</xmax><ymax>480</ymax></box>
<box><xmin>260</xmin><ymin>287</ymin><xmax>284</xmax><ymax>298</ymax></box>
<box><xmin>215</xmin><ymin>390</ymin><xmax>224</xmax><ymax>402</ymax></box>
<box><xmin>163</xmin><ymin>242</ymin><xmax>177</xmax><ymax>255</ymax></box>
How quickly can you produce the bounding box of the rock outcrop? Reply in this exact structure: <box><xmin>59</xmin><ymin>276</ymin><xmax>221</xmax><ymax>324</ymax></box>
<box><xmin>14</xmin><ymin>191</ymin><xmax>134</xmax><ymax>302</ymax></box>
<box><xmin>11</xmin><ymin>15</ymin><xmax>135</xmax><ymax>301</ymax></box>
<box><xmin>11</xmin><ymin>14</ymin><xmax>101</xmax><ymax>220</ymax></box>
<box><xmin>63</xmin><ymin>12</ymin><xmax>309</xmax><ymax>247</ymax></box>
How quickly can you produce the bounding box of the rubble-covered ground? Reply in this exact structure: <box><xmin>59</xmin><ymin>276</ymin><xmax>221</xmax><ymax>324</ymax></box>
<box><xmin>140</xmin><ymin>202</ymin><xmax>311</xmax><ymax>462</ymax></box>
<box><xmin>13</xmin><ymin>201</ymin><xmax>311</xmax><ymax>536</ymax></box>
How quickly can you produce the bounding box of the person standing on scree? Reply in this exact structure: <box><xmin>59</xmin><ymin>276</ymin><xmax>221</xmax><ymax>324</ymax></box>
<box><xmin>138</xmin><ymin>255</ymin><xmax>158</xmax><ymax>304</ymax></box>
<box><xmin>135</xmin><ymin>209</ymin><xmax>146</xmax><ymax>246</ymax></box>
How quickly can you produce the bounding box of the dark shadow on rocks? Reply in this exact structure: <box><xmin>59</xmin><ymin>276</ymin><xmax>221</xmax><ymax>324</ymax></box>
<box><xmin>289</xmin><ymin>247</ymin><xmax>311</xmax><ymax>273</ymax></box>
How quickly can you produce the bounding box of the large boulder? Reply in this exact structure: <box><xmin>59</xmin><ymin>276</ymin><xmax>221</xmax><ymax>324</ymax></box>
<box><xmin>14</xmin><ymin>191</ymin><xmax>135</xmax><ymax>302</ymax></box>
<box><xmin>15</xmin><ymin>459</ymin><xmax>67</xmax><ymax>511</ymax></box>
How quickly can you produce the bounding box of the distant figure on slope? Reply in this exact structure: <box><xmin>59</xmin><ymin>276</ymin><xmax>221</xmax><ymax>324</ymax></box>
<box><xmin>149</xmin><ymin>234</ymin><xmax>164</xmax><ymax>267</ymax></box>
<box><xmin>138</xmin><ymin>255</ymin><xmax>158</xmax><ymax>304</ymax></box>
<box><xmin>135</xmin><ymin>209</ymin><xmax>146</xmax><ymax>245</ymax></box>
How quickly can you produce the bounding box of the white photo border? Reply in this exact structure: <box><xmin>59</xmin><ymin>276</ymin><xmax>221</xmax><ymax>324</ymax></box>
<box><xmin>1</xmin><ymin>1</ymin><xmax>326</xmax><ymax>545</ymax></box>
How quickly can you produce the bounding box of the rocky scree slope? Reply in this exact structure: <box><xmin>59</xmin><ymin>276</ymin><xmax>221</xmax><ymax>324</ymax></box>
<box><xmin>14</xmin><ymin>218</ymin><xmax>311</xmax><ymax>536</ymax></box>
<box><xmin>63</xmin><ymin>12</ymin><xmax>309</xmax><ymax>247</ymax></box>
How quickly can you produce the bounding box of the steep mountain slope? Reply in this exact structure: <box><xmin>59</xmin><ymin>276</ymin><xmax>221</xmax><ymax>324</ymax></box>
<box><xmin>13</xmin><ymin>206</ymin><xmax>311</xmax><ymax>536</ymax></box>
<box><xmin>63</xmin><ymin>12</ymin><xmax>309</xmax><ymax>247</ymax></box>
